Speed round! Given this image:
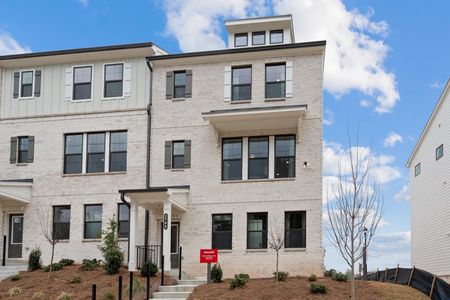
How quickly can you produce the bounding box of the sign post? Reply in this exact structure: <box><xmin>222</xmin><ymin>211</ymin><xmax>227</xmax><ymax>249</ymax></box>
<box><xmin>200</xmin><ymin>249</ymin><xmax>218</xmax><ymax>284</ymax></box>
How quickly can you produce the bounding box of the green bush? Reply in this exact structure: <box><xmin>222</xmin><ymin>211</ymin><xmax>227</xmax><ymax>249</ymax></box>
<box><xmin>103</xmin><ymin>248</ymin><xmax>124</xmax><ymax>275</ymax></box>
<box><xmin>11</xmin><ymin>274</ymin><xmax>21</xmax><ymax>281</ymax></box>
<box><xmin>8</xmin><ymin>287</ymin><xmax>22</xmax><ymax>297</ymax></box>
<box><xmin>80</xmin><ymin>259</ymin><xmax>101</xmax><ymax>271</ymax></box>
<box><xmin>141</xmin><ymin>261</ymin><xmax>158</xmax><ymax>277</ymax></box>
<box><xmin>68</xmin><ymin>274</ymin><xmax>82</xmax><ymax>284</ymax></box>
<box><xmin>324</xmin><ymin>268</ymin><xmax>336</xmax><ymax>277</ymax></box>
<box><xmin>57</xmin><ymin>292</ymin><xmax>72</xmax><ymax>300</ymax></box>
<box><xmin>28</xmin><ymin>247</ymin><xmax>42</xmax><ymax>271</ymax></box>
<box><xmin>99</xmin><ymin>218</ymin><xmax>124</xmax><ymax>275</ymax></box>
<box><xmin>273</xmin><ymin>271</ymin><xmax>288</xmax><ymax>282</ymax></box>
<box><xmin>229</xmin><ymin>273</ymin><xmax>249</xmax><ymax>289</ymax></box>
<box><xmin>59</xmin><ymin>259</ymin><xmax>75</xmax><ymax>266</ymax></box>
<box><xmin>332</xmin><ymin>272</ymin><xmax>348</xmax><ymax>282</ymax></box>
<box><xmin>211</xmin><ymin>264</ymin><xmax>223</xmax><ymax>283</ymax></box>
<box><xmin>102</xmin><ymin>291</ymin><xmax>115</xmax><ymax>300</ymax></box>
<box><xmin>310</xmin><ymin>283</ymin><xmax>327</xmax><ymax>294</ymax></box>
<box><xmin>31</xmin><ymin>292</ymin><xmax>45</xmax><ymax>299</ymax></box>
<box><xmin>308</xmin><ymin>274</ymin><xmax>317</xmax><ymax>282</ymax></box>
<box><xmin>43</xmin><ymin>262</ymin><xmax>63</xmax><ymax>272</ymax></box>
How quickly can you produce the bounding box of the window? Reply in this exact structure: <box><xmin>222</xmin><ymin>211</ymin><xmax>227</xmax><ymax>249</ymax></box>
<box><xmin>252</xmin><ymin>31</ymin><xmax>265</xmax><ymax>45</ymax></box>
<box><xmin>73</xmin><ymin>66</ymin><xmax>92</xmax><ymax>100</ymax></box>
<box><xmin>87</xmin><ymin>133</ymin><xmax>105</xmax><ymax>173</ymax></box>
<box><xmin>248</xmin><ymin>137</ymin><xmax>269</xmax><ymax>179</ymax></box>
<box><xmin>270</xmin><ymin>30</ymin><xmax>283</xmax><ymax>44</ymax></box>
<box><xmin>53</xmin><ymin>206</ymin><xmax>71</xmax><ymax>240</ymax></box>
<box><xmin>64</xmin><ymin>134</ymin><xmax>83</xmax><ymax>174</ymax></box>
<box><xmin>173</xmin><ymin>71</ymin><xmax>186</xmax><ymax>98</ymax></box>
<box><xmin>212</xmin><ymin>214</ymin><xmax>232</xmax><ymax>250</ymax></box>
<box><xmin>104</xmin><ymin>63</ymin><xmax>123</xmax><ymax>98</ymax></box>
<box><xmin>17</xmin><ymin>137</ymin><xmax>29</xmax><ymax>164</ymax></box>
<box><xmin>414</xmin><ymin>163</ymin><xmax>421</xmax><ymax>177</ymax></box>
<box><xmin>275</xmin><ymin>135</ymin><xmax>295</xmax><ymax>178</ymax></box>
<box><xmin>222</xmin><ymin>138</ymin><xmax>242</xmax><ymax>180</ymax></box>
<box><xmin>265</xmin><ymin>64</ymin><xmax>286</xmax><ymax>98</ymax></box>
<box><xmin>285</xmin><ymin>211</ymin><xmax>306</xmax><ymax>248</ymax></box>
<box><xmin>436</xmin><ymin>144</ymin><xmax>444</xmax><ymax>161</ymax></box>
<box><xmin>232</xmin><ymin>67</ymin><xmax>251</xmax><ymax>101</ymax></box>
<box><xmin>172</xmin><ymin>141</ymin><xmax>185</xmax><ymax>169</ymax></box>
<box><xmin>118</xmin><ymin>204</ymin><xmax>129</xmax><ymax>238</ymax></box>
<box><xmin>110</xmin><ymin>131</ymin><xmax>127</xmax><ymax>172</ymax></box>
<box><xmin>20</xmin><ymin>71</ymin><xmax>33</xmax><ymax>97</ymax></box>
<box><xmin>247</xmin><ymin>213</ymin><xmax>267</xmax><ymax>249</ymax></box>
<box><xmin>234</xmin><ymin>33</ymin><xmax>248</xmax><ymax>47</ymax></box>
<box><xmin>84</xmin><ymin>205</ymin><xmax>102</xmax><ymax>239</ymax></box>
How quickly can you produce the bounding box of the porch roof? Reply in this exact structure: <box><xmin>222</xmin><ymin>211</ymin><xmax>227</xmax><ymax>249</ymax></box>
<box><xmin>119</xmin><ymin>185</ymin><xmax>190</xmax><ymax>211</ymax></box>
<box><xmin>0</xmin><ymin>179</ymin><xmax>33</xmax><ymax>204</ymax></box>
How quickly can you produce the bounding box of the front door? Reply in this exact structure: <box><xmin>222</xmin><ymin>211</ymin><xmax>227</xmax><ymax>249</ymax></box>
<box><xmin>160</xmin><ymin>222</ymin><xmax>180</xmax><ymax>269</ymax></box>
<box><xmin>8</xmin><ymin>214</ymin><xmax>23</xmax><ymax>259</ymax></box>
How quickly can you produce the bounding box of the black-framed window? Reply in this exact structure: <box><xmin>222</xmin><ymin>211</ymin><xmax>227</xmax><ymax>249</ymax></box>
<box><xmin>118</xmin><ymin>203</ymin><xmax>129</xmax><ymax>238</ymax></box>
<box><xmin>266</xmin><ymin>63</ymin><xmax>286</xmax><ymax>98</ymax></box>
<box><xmin>248</xmin><ymin>137</ymin><xmax>269</xmax><ymax>179</ymax></box>
<box><xmin>234</xmin><ymin>33</ymin><xmax>248</xmax><ymax>47</ymax></box>
<box><xmin>104</xmin><ymin>63</ymin><xmax>123</xmax><ymax>98</ymax></box>
<box><xmin>173</xmin><ymin>71</ymin><xmax>186</xmax><ymax>98</ymax></box>
<box><xmin>64</xmin><ymin>134</ymin><xmax>83</xmax><ymax>174</ymax></box>
<box><xmin>275</xmin><ymin>135</ymin><xmax>296</xmax><ymax>178</ymax></box>
<box><xmin>172</xmin><ymin>141</ymin><xmax>185</xmax><ymax>169</ymax></box>
<box><xmin>247</xmin><ymin>213</ymin><xmax>267</xmax><ymax>249</ymax></box>
<box><xmin>53</xmin><ymin>206</ymin><xmax>71</xmax><ymax>240</ymax></box>
<box><xmin>285</xmin><ymin>211</ymin><xmax>306</xmax><ymax>248</ymax></box>
<box><xmin>110</xmin><ymin>131</ymin><xmax>127</xmax><ymax>172</ymax></box>
<box><xmin>414</xmin><ymin>163</ymin><xmax>421</xmax><ymax>177</ymax></box>
<box><xmin>270</xmin><ymin>30</ymin><xmax>283</xmax><ymax>44</ymax></box>
<box><xmin>252</xmin><ymin>31</ymin><xmax>265</xmax><ymax>45</ymax></box>
<box><xmin>73</xmin><ymin>66</ymin><xmax>92</xmax><ymax>100</ymax></box>
<box><xmin>222</xmin><ymin>138</ymin><xmax>242</xmax><ymax>180</ymax></box>
<box><xmin>232</xmin><ymin>66</ymin><xmax>251</xmax><ymax>101</ymax></box>
<box><xmin>84</xmin><ymin>204</ymin><xmax>102</xmax><ymax>239</ymax></box>
<box><xmin>87</xmin><ymin>133</ymin><xmax>105</xmax><ymax>173</ymax></box>
<box><xmin>20</xmin><ymin>70</ymin><xmax>33</xmax><ymax>97</ymax></box>
<box><xmin>436</xmin><ymin>144</ymin><xmax>444</xmax><ymax>161</ymax></box>
<box><xmin>17</xmin><ymin>137</ymin><xmax>29</xmax><ymax>164</ymax></box>
<box><xmin>212</xmin><ymin>214</ymin><xmax>232</xmax><ymax>250</ymax></box>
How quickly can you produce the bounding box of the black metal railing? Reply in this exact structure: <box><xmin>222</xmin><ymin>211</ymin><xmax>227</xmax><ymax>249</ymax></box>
<box><xmin>136</xmin><ymin>245</ymin><xmax>161</xmax><ymax>269</ymax></box>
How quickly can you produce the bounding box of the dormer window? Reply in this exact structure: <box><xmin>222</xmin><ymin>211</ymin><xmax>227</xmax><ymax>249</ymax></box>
<box><xmin>252</xmin><ymin>32</ymin><xmax>265</xmax><ymax>45</ymax></box>
<box><xmin>234</xmin><ymin>33</ymin><xmax>248</xmax><ymax>47</ymax></box>
<box><xmin>270</xmin><ymin>30</ymin><xmax>284</xmax><ymax>44</ymax></box>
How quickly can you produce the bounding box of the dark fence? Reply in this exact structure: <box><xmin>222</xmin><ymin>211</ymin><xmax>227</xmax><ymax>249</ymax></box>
<box><xmin>361</xmin><ymin>266</ymin><xmax>450</xmax><ymax>300</ymax></box>
<box><xmin>136</xmin><ymin>244</ymin><xmax>161</xmax><ymax>269</ymax></box>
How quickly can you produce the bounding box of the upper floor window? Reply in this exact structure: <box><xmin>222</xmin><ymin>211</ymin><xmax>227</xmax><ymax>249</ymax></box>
<box><xmin>285</xmin><ymin>211</ymin><xmax>306</xmax><ymax>248</ymax></box>
<box><xmin>87</xmin><ymin>133</ymin><xmax>105</xmax><ymax>173</ymax></box>
<box><xmin>20</xmin><ymin>71</ymin><xmax>34</xmax><ymax>98</ymax></box>
<box><xmin>222</xmin><ymin>138</ymin><xmax>242</xmax><ymax>180</ymax></box>
<box><xmin>212</xmin><ymin>214</ymin><xmax>232</xmax><ymax>250</ymax></box>
<box><xmin>84</xmin><ymin>204</ymin><xmax>102</xmax><ymax>239</ymax></box>
<box><xmin>265</xmin><ymin>63</ymin><xmax>286</xmax><ymax>98</ymax></box>
<box><xmin>436</xmin><ymin>144</ymin><xmax>444</xmax><ymax>161</ymax></box>
<box><xmin>110</xmin><ymin>131</ymin><xmax>127</xmax><ymax>172</ymax></box>
<box><xmin>64</xmin><ymin>134</ymin><xmax>83</xmax><ymax>174</ymax></box>
<box><xmin>73</xmin><ymin>66</ymin><xmax>92</xmax><ymax>100</ymax></box>
<box><xmin>164</xmin><ymin>140</ymin><xmax>191</xmax><ymax>169</ymax></box>
<box><xmin>117</xmin><ymin>203</ymin><xmax>130</xmax><ymax>238</ymax></box>
<box><xmin>53</xmin><ymin>206</ymin><xmax>71</xmax><ymax>240</ymax></box>
<box><xmin>252</xmin><ymin>31</ymin><xmax>265</xmax><ymax>45</ymax></box>
<box><xmin>248</xmin><ymin>137</ymin><xmax>269</xmax><ymax>179</ymax></box>
<box><xmin>104</xmin><ymin>63</ymin><xmax>123</xmax><ymax>98</ymax></box>
<box><xmin>414</xmin><ymin>163</ymin><xmax>421</xmax><ymax>177</ymax></box>
<box><xmin>17</xmin><ymin>137</ymin><xmax>30</xmax><ymax>164</ymax></box>
<box><xmin>232</xmin><ymin>66</ymin><xmax>251</xmax><ymax>101</ymax></box>
<box><xmin>270</xmin><ymin>30</ymin><xmax>284</xmax><ymax>44</ymax></box>
<box><xmin>234</xmin><ymin>33</ymin><xmax>248</xmax><ymax>47</ymax></box>
<box><xmin>10</xmin><ymin>136</ymin><xmax>35</xmax><ymax>164</ymax></box>
<box><xmin>174</xmin><ymin>71</ymin><xmax>186</xmax><ymax>98</ymax></box>
<box><xmin>172</xmin><ymin>141</ymin><xmax>185</xmax><ymax>169</ymax></box>
<box><xmin>166</xmin><ymin>70</ymin><xmax>192</xmax><ymax>99</ymax></box>
<box><xmin>275</xmin><ymin>135</ymin><xmax>295</xmax><ymax>178</ymax></box>
<box><xmin>247</xmin><ymin>212</ymin><xmax>267</xmax><ymax>249</ymax></box>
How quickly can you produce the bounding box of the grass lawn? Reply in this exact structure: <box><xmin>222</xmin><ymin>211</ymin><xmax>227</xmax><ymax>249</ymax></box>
<box><xmin>0</xmin><ymin>265</ymin><xmax>175</xmax><ymax>299</ymax></box>
<box><xmin>188</xmin><ymin>276</ymin><xmax>429</xmax><ymax>300</ymax></box>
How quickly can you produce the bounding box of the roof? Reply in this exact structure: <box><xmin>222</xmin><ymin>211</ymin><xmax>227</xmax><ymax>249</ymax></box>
<box><xmin>406</xmin><ymin>78</ymin><xmax>450</xmax><ymax>167</ymax></box>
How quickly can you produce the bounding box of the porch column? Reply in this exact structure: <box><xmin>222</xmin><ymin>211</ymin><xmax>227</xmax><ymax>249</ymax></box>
<box><xmin>128</xmin><ymin>202</ymin><xmax>139</xmax><ymax>271</ymax></box>
<box><xmin>162</xmin><ymin>200</ymin><xmax>172</xmax><ymax>271</ymax></box>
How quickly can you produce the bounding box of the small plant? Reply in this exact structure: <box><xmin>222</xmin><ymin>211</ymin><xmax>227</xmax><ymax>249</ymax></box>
<box><xmin>273</xmin><ymin>271</ymin><xmax>288</xmax><ymax>282</ymax></box>
<box><xmin>32</xmin><ymin>291</ymin><xmax>45</xmax><ymax>299</ymax></box>
<box><xmin>43</xmin><ymin>262</ymin><xmax>63</xmax><ymax>272</ymax></box>
<box><xmin>28</xmin><ymin>247</ymin><xmax>42</xmax><ymax>271</ymax></box>
<box><xmin>310</xmin><ymin>282</ymin><xmax>327</xmax><ymax>294</ymax></box>
<box><xmin>59</xmin><ymin>258</ymin><xmax>75</xmax><ymax>266</ymax></box>
<box><xmin>80</xmin><ymin>258</ymin><xmax>101</xmax><ymax>271</ymax></box>
<box><xmin>229</xmin><ymin>273</ymin><xmax>249</xmax><ymax>289</ymax></box>
<box><xmin>211</xmin><ymin>264</ymin><xmax>223</xmax><ymax>283</ymax></box>
<box><xmin>8</xmin><ymin>287</ymin><xmax>22</xmax><ymax>297</ymax></box>
<box><xmin>99</xmin><ymin>218</ymin><xmax>124</xmax><ymax>275</ymax></box>
<box><xmin>57</xmin><ymin>292</ymin><xmax>73</xmax><ymax>300</ymax></box>
<box><xmin>324</xmin><ymin>268</ymin><xmax>336</xmax><ymax>277</ymax></box>
<box><xmin>11</xmin><ymin>274</ymin><xmax>21</xmax><ymax>281</ymax></box>
<box><xmin>68</xmin><ymin>274</ymin><xmax>82</xmax><ymax>284</ymax></box>
<box><xmin>141</xmin><ymin>261</ymin><xmax>158</xmax><ymax>277</ymax></box>
<box><xmin>102</xmin><ymin>291</ymin><xmax>115</xmax><ymax>300</ymax></box>
<box><xmin>332</xmin><ymin>272</ymin><xmax>348</xmax><ymax>282</ymax></box>
<box><xmin>308</xmin><ymin>274</ymin><xmax>317</xmax><ymax>282</ymax></box>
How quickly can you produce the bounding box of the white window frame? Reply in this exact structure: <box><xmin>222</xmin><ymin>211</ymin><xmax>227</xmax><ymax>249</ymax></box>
<box><xmin>102</xmin><ymin>62</ymin><xmax>125</xmax><ymax>100</ymax></box>
<box><xmin>71</xmin><ymin>64</ymin><xmax>94</xmax><ymax>102</ymax></box>
<box><xmin>18</xmin><ymin>69</ymin><xmax>35</xmax><ymax>100</ymax></box>
<box><xmin>10</xmin><ymin>215</ymin><xmax>23</xmax><ymax>245</ymax></box>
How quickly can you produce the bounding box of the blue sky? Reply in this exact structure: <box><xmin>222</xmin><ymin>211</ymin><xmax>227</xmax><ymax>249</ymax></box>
<box><xmin>1</xmin><ymin>0</ymin><xmax>449</xmax><ymax>273</ymax></box>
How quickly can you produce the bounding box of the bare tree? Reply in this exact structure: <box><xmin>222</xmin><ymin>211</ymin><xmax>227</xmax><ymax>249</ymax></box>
<box><xmin>268</xmin><ymin>221</ymin><xmax>284</xmax><ymax>283</ymax></box>
<box><xmin>326</xmin><ymin>136</ymin><xmax>383</xmax><ymax>299</ymax></box>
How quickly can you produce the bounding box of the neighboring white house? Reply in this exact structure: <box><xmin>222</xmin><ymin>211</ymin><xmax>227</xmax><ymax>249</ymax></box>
<box><xmin>406</xmin><ymin>79</ymin><xmax>450</xmax><ymax>283</ymax></box>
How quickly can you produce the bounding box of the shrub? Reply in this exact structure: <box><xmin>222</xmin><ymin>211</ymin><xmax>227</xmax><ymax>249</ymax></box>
<box><xmin>308</xmin><ymin>274</ymin><xmax>317</xmax><ymax>282</ymax></box>
<box><xmin>68</xmin><ymin>274</ymin><xmax>82</xmax><ymax>284</ymax></box>
<box><xmin>211</xmin><ymin>264</ymin><xmax>223</xmax><ymax>283</ymax></box>
<box><xmin>141</xmin><ymin>261</ymin><xmax>158</xmax><ymax>277</ymax></box>
<box><xmin>32</xmin><ymin>291</ymin><xmax>45</xmax><ymax>299</ymax></box>
<box><xmin>43</xmin><ymin>262</ymin><xmax>63</xmax><ymax>272</ymax></box>
<box><xmin>8</xmin><ymin>287</ymin><xmax>22</xmax><ymax>297</ymax></box>
<box><xmin>80</xmin><ymin>259</ymin><xmax>101</xmax><ymax>271</ymax></box>
<box><xmin>310</xmin><ymin>283</ymin><xmax>327</xmax><ymax>294</ymax></box>
<box><xmin>28</xmin><ymin>247</ymin><xmax>42</xmax><ymax>271</ymax></box>
<box><xmin>273</xmin><ymin>271</ymin><xmax>288</xmax><ymax>282</ymax></box>
<box><xmin>11</xmin><ymin>274</ymin><xmax>21</xmax><ymax>281</ymax></box>
<box><xmin>324</xmin><ymin>268</ymin><xmax>336</xmax><ymax>277</ymax></box>
<box><xmin>103</xmin><ymin>248</ymin><xmax>124</xmax><ymax>275</ymax></box>
<box><xmin>59</xmin><ymin>259</ymin><xmax>75</xmax><ymax>266</ymax></box>
<box><xmin>230</xmin><ymin>273</ymin><xmax>249</xmax><ymax>289</ymax></box>
<box><xmin>57</xmin><ymin>292</ymin><xmax>72</xmax><ymax>300</ymax></box>
<box><xmin>332</xmin><ymin>272</ymin><xmax>348</xmax><ymax>282</ymax></box>
<box><xmin>102</xmin><ymin>291</ymin><xmax>115</xmax><ymax>300</ymax></box>
<box><xmin>99</xmin><ymin>218</ymin><xmax>124</xmax><ymax>275</ymax></box>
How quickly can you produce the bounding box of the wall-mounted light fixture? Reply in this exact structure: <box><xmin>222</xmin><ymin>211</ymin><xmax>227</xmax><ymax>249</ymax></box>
<box><xmin>303</xmin><ymin>162</ymin><xmax>309</xmax><ymax>168</ymax></box>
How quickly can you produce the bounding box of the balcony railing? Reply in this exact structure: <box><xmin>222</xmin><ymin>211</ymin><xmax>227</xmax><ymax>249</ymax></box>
<box><xmin>136</xmin><ymin>245</ymin><xmax>161</xmax><ymax>269</ymax></box>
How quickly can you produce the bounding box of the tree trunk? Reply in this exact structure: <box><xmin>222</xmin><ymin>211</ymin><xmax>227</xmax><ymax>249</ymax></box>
<box><xmin>276</xmin><ymin>250</ymin><xmax>279</xmax><ymax>283</ymax></box>
<box><xmin>49</xmin><ymin>243</ymin><xmax>55</xmax><ymax>279</ymax></box>
<box><xmin>351</xmin><ymin>262</ymin><xmax>355</xmax><ymax>300</ymax></box>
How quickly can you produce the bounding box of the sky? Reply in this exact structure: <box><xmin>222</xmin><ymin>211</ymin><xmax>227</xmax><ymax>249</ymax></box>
<box><xmin>1</xmin><ymin>0</ymin><xmax>449</xmax><ymax>273</ymax></box>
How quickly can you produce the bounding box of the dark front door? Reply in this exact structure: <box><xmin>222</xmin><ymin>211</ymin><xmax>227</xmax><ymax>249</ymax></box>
<box><xmin>8</xmin><ymin>214</ymin><xmax>23</xmax><ymax>258</ymax></box>
<box><xmin>160</xmin><ymin>221</ymin><xmax>180</xmax><ymax>269</ymax></box>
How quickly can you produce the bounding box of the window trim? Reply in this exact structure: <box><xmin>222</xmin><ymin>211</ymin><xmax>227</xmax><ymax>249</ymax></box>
<box><xmin>269</xmin><ymin>30</ymin><xmax>284</xmax><ymax>44</ymax></box>
<box><xmin>414</xmin><ymin>163</ymin><xmax>421</xmax><ymax>177</ymax></box>
<box><xmin>109</xmin><ymin>130</ymin><xmax>127</xmax><ymax>172</ymax></box>
<box><xmin>84</xmin><ymin>204</ymin><xmax>102</xmax><ymax>240</ymax></box>
<box><xmin>247</xmin><ymin>212</ymin><xmax>268</xmax><ymax>249</ymax></box>
<box><xmin>284</xmin><ymin>211</ymin><xmax>306</xmax><ymax>249</ymax></box>
<box><xmin>17</xmin><ymin>136</ymin><xmax>29</xmax><ymax>164</ymax></box>
<box><xmin>102</xmin><ymin>62</ymin><xmax>124</xmax><ymax>99</ymax></box>
<box><xmin>64</xmin><ymin>133</ymin><xmax>84</xmax><ymax>174</ymax></box>
<box><xmin>173</xmin><ymin>70</ymin><xmax>187</xmax><ymax>99</ymax></box>
<box><xmin>252</xmin><ymin>31</ymin><xmax>266</xmax><ymax>45</ymax></box>
<box><xmin>117</xmin><ymin>203</ymin><xmax>130</xmax><ymax>239</ymax></box>
<box><xmin>221</xmin><ymin>137</ymin><xmax>243</xmax><ymax>181</ymax></box>
<box><xmin>211</xmin><ymin>213</ymin><xmax>233</xmax><ymax>250</ymax></box>
<box><xmin>265</xmin><ymin>63</ymin><xmax>286</xmax><ymax>99</ymax></box>
<box><xmin>231</xmin><ymin>65</ymin><xmax>252</xmax><ymax>101</ymax></box>
<box><xmin>53</xmin><ymin>205</ymin><xmax>71</xmax><ymax>240</ymax></box>
<box><xmin>436</xmin><ymin>144</ymin><xmax>444</xmax><ymax>161</ymax></box>
<box><xmin>86</xmin><ymin>132</ymin><xmax>106</xmax><ymax>174</ymax></box>
<box><xmin>275</xmin><ymin>134</ymin><xmax>296</xmax><ymax>178</ymax></box>
<box><xmin>18</xmin><ymin>69</ymin><xmax>35</xmax><ymax>99</ymax></box>
<box><xmin>248</xmin><ymin>136</ymin><xmax>269</xmax><ymax>179</ymax></box>
<box><xmin>172</xmin><ymin>140</ymin><xmax>185</xmax><ymax>169</ymax></box>
<box><xmin>72</xmin><ymin>65</ymin><xmax>93</xmax><ymax>102</ymax></box>
<box><xmin>234</xmin><ymin>33</ymin><xmax>248</xmax><ymax>47</ymax></box>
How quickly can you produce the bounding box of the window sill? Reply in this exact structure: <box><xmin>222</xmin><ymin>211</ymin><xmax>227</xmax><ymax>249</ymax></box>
<box><xmin>62</xmin><ymin>171</ymin><xmax>126</xmax><ymax>177</ymax></box>
<box><xmin>284</xmin><ymin>248</ymin><xmax>306</xmax><ymax>252</ymax></box>
<box><xmin>246</xmin><ymin>249</ymin><xmax>268</xmax><ymax>253</ymax></box>
<box><xmin>172</xmin><ymin>98</ymin><xmax>186</xmax><ymax>102</ymax></box>
<box><xmin>58</xmin><ymin>240</ymin><xmax>70</xmax><ymax>243</ymax></box>
<box><xmin>15</xmin><ymin>163</ymin><xmax>28</xmax><ymax>167</ymax></box>
<box><xmin>82</xmin><ymin>239</ymin><xmax>101</xmax><ymax>243</ymax></box>
<box><xmin>264</xmin><ymin>98</ymin><xmax>286</xmax><ymax>102</ymax></box>
<box><xmin>118</xmin><ymin>238</ymin><xmax>129</xmax><ymax>242</ymax></box>
<box><xmin>221</xmin><ymin>177</ymin><xmax>295</xmax><ymax>184</ymax></box>
<box><xmin>70</xmin><ymin>99</ymin><xmax>93</xmax><ymax>103</ymax></box>
<box><xmin>230</xmin><ymin>100</ymin><xmax>251</xmax><ymax>104</ymax></box>
<box><xmin>18</xmin><ymin>97</ymin><xmax>35</xmax><ymax>101</ymax></box>
<box><xmin>170</xmin><ymin>168</ymin><xmax>185</xmax><ymax>172</ymax></box>
<box><xmin>218</xmin><ymin>249</ymin><xmax>232</xmax><ymax>253</ymax></box>
<box><xmin>102</xmin><ymin>96</ymin><xmax>125</xmax><ymax>101</ymax></box>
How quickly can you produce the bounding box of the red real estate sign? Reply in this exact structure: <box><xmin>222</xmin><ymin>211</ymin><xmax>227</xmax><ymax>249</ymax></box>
<box><xmin>200</xmin><ymin>249</ymin><xmax>218</xmax><ymax>263</ymax></box>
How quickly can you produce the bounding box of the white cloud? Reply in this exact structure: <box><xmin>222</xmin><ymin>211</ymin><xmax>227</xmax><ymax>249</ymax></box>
<box><xmin>0</xmin><ymin>31</ymin><xmax>30</xmax><ymax>55</ymax></box>
<box><xmin>323</xmin><ymin>109</ymin><xmax>334</xmax><ymax>126</ymax></box>
<box><xmin>394</xmin><ymin>185</ymin><xmax>410</xmax><ymax>202</ymax></box>
<box><xmin>77</xmin><ymin>0</ymin><xmax>89</xmax><ymax>7</ymax></box>
<box><xmin>360</xmin><ymin>99</ymin><xmax>371</xmax><ymax>107</ymax></box>
<box><xmin>429</xmin><ymin>81</ymin><xmax>443</xmax><ymax>89</ymax></box>
<box><xmin>369</xmin><ymin>231</ymin><xmax>411</xmax><ymax>267</ymax></box>
<box><xmin>383</xmin><ymin>132</ymin><xmax>403</xmax><ymax>147</ymax></box>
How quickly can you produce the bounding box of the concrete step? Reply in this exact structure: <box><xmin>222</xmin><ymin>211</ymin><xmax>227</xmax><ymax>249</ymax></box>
<box><xmin>158</xmin><ymin>285</ymin><xmax>197</xmax><ymax>293</ymax></box>
<box><xmin>152</xmin><ymin>291</ymin><xmax>190</xmax><ymax>299</ymax></box>
<box><xmin>177</xmin><ymin>279</ymin><xmax>206</xmax><ymax>286</ymax></box>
